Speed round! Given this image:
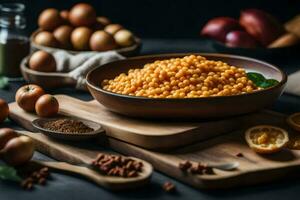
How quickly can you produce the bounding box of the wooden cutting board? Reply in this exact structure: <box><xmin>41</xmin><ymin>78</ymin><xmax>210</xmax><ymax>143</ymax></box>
<box><xmin>9</xmin><ymin>95</ymin><xmax>242</xmax><ymax>150</ymax></box>
<box><xmin>8</xmin><ymin>95</ymin><xmax>300</xmax><ymax>189</ymax></box>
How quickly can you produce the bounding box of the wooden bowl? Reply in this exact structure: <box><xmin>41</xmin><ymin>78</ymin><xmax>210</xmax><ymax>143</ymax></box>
<box><xmin>211</xmin><ymin>40</ymin><xmax>300</xmax><ymax>60</ymax></box>
<box><xmin>31</xmin><ymin>30</ymin><xmax>142</xmax><ymax>57</ymax></box>
<box><xmin>32</xmin><ymin>117</ymin><xmax>104</xmax><ymax>141</ymax></box>
<box><xmin>20</xmin><ymin>56</ymin><xmax>77</xmax><ymax>89</ymax></box>
<box><xmin>86</xmin><ymin>53</ymin><xmax>287</xmax><ymax>119</ymax></box>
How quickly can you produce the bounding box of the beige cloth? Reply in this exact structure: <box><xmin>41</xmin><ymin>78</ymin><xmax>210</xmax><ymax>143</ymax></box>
<box><xmin>285</xmin><ymin>71</ymin><xmax>300</xmax><ymax>95</ymax></box>
<box><xmin>44</xmin><ymin>49</ymin><xmax>125</xmax><ymax>90</ymax></box>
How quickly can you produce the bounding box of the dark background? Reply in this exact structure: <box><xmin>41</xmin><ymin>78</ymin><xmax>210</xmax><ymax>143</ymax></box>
<box><xmin>1</xmin><ymin>1</ymin><xmax>300</xmax><ymax>200</ymax></box>
<box><xmin>4</xmin><ymin>0</ymin><xmax>300</xmax><ymax>38</ymax></box>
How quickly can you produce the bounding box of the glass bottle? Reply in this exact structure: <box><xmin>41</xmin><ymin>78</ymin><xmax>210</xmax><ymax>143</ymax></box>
<box><xmin>0</xmin><ymin>3</ymin><xmax>29</xmax><ymax>78</ymax></box>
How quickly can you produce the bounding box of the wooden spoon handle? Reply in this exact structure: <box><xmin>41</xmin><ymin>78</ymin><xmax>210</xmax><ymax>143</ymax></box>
<box><xmin>34</xmin><ymin>160</ymin><xmax>152</xmax><ymax>190</ymax></box>
<box><xmin>268</xmin><ymin>33</ymin><xmax>299</xmax><ymax>48</ymax></box>
<box><xmin>35</xmin><ymin>161</ymin><xmax>114</xmax><ymax>187</ymax></box>
<box><xmin>35</xmin><ymin>161</ymin><xmax>90</xmax><ymax>175</ymax></box>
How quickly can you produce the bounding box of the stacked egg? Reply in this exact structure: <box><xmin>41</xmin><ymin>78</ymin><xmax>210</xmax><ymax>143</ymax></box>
<box><xmin>34</xmin><ymin>3</ymin><xmax>136</xmax><ymax>51</ymax></box>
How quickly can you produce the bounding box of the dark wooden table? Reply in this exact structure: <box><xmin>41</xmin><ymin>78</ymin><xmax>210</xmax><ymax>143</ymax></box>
<box><xmin>0</xmin><ymin>39</ymin><xmax>299</xmax><ymax>200</ymax></box>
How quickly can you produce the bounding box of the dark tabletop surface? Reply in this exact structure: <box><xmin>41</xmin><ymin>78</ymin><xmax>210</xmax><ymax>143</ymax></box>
<box><xmin>0</xmin><ymin>39</ymin><xmax>300</xmax><ymax>200</ymax></box>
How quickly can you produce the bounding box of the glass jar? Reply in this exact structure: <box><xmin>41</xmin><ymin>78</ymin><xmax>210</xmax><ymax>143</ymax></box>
<box><xmin>0</xmin><ymin>3</ymin><xmax>29</xmax><ymax>78</ymax></box>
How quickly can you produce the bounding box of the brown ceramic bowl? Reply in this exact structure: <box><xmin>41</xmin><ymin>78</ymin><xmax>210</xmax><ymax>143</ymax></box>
<box><xmin>86</xmin><ymin>53</ymin><xmax>287</xmax><ymax>119</ymax></box>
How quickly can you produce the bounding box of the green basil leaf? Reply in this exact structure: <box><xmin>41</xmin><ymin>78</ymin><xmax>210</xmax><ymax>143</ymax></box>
<box><xmin>259</xmin><ymin>81</ymin><xmax>274</xmax><ymax>88</ymax></box>
<box><xmin>0</xmin><ymin>76</ymin><xmax>9</xmax><ymax>89</ymax></box>
<box><xmin>0</xmin><ymin>165</ymin><xmax>21</xmax><ymax>182</ymax></box>
<box><xmin>247</xmin><ymin>72</ymin><xmax>266</xmax><ymax>85</ymax></box>
<box><xmin>266</xmin><ymin>79</ymin><xmax>279</xmax><ymax>85</ymax></box>
<box><xmin>247</xmin><ymin>72</ymin><xmax>279</xmax><ymax>89</ymax></box>
<box><xmin>259</xmin><ymin>79</ymin><xmax>279</xmax><ymax>89</ymax></box>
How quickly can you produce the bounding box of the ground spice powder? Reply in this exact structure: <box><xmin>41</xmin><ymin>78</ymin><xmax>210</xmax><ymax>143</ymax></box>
<box><xmin>43</xmin><ymin>119</ymin><xmax>94</xmax><ymax>134</ymax></box>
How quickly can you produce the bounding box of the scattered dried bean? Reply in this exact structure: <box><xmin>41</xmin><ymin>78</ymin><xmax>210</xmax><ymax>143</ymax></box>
<box><xmin>91</xmin><ymin>153</ymin><xmax>143</xmax><ymax>178</ymax></box>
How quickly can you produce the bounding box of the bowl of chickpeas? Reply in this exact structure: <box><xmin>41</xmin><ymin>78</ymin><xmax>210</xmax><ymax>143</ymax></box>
<box><xmin>86</xmin><ymin>53</ymin><xmax>287</xmax><ymax>119</ymax></box>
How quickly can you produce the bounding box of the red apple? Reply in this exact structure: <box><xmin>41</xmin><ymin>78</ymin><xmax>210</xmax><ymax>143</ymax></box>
<box><xmin>239</xmin><ymin>9</ymin><xmax>284</xmax><ymax>46</ymax></box>
<box><xmin>201</xmin><ymin>17</ymin><xmax>242</xmax><ymax>42</ymax></box>
<box><xmin>225</xmin><ymin>31</ymin><xmax>258</xmax><ymax>48</ymax></box>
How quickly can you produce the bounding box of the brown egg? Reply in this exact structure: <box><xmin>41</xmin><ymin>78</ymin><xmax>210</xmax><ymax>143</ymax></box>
<box><xmin>60</xmin><ymin>10</ymin><xmax>70</xmax><ymax>24</ymax></box>
<box><xmin>34</xmin><ymin>31</ymin><xmax>58</xmax><ymax>47</ymax></box>
<box><xmin>2</xmin><ymin>136</ymin><xmax>34</xmax><ymax>166</ymax></box>
<box><xmin>97</xmin><ymin>16</ymin><xmax>111</xmax><ymax>26</ymax></box>
<box><xmin>90</xmin><ymin>30</ymin><xmax>117</xmax><ymax>51</ymax></box>
<box><xmin>53</xmin><ymin>25</ymin><xmax>73</xmax><ymax>49</ymax></box>
<box><xmin>114</xmin><ymin>29</ymin><xmax>135</xmax><ymax>47</ymax></box>
<box><xmin>69</xmin><ymin>3</ymin><xmax>96</xmax><ymax>27</ymax></box>
<box><xmin>35</xmin><ymin>94</ymin><xmax>59</xmax><ymax>117</ymax></box>
<box><xmin>0</xmin><ymin>128</ymin><xmax>18</xmax><ymax>150</ymax></box>
<box><xmin>71</xmin><ymin>27</ymin><xmax>93</xmax><ymax>50</ymax></box>
<box><xmin>93</xmin><ymin>16</ymin><xmax>112</xmax><ymax>30</ymax></box>
<box><xmin>104</xmin><ymin>24</ymin><xmax>123</xmax><ymax>35</ymax></box>
<box><xmin>38</xmin><ymin>8</ymin><xmax>62</xmax><ymax>31</ymax></box>
<box><xmin>29</xmin><ymin>50</ymin><xmax>56</xmax><ymax>72</ymax></box>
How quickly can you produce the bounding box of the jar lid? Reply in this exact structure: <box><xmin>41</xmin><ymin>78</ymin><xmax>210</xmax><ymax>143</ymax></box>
<box><xmin>0</xmin><ymin>3</ymin><xmax>26</xmax><ymax>29</ymax></box>
<box><xmin>0</xmin><ymin>3</ymin><xmax>25</xmax><ymax>13</ymax></box>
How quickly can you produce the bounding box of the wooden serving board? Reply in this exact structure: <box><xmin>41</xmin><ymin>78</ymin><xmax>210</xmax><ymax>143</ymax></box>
<box><xmin>10</xmin><ymin>95</ymin><xmax>242</xmax><ymax>150</ymax></box>
<box><xmin>8</xmin><ymin>95</ymin><xmax>300</xmax><ymax>189</ymax></box>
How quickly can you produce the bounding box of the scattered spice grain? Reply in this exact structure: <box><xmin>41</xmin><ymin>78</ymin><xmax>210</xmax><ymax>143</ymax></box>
<box><xmin>20</xmin><ymin>167</ymin><xmax>50</xmax><ymax>190</ymax></box>
<box><xmin>190</xmin><ymin>163</ymin><xmax>206</xmax><ymax>174</ymax></box>
<box><xmin>236</xmin><ymin>152</ymin><xmax>244</xmax><ymax>157</ymax></box>
<box><xmin>178</xmin><ymin>160</ymin><xmax>192</xmax><ymax>172</ymax></box>
<box><xmin>163</xmin><ymin>181</ymin><xmax>176</xmax><ymax>193</ymax></box>
<box><xmin>178</xmin><ymin>160</ymin><xmax>214</xmax><ymax>175</ymax></box>
<box><xmin>203</xmin><ymin>166</ymin><xmax>214</xmax><ymax>175</ymax></box>
<box><xmin>43</xmin><ymin>119</ymin><xmax>94</xmax><ymax>134</ymax></box>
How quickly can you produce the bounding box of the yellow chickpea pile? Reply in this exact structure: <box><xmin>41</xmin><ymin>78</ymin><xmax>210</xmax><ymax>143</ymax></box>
<box><xmin>101</xmin><ymin>55</ymin><xmax>260</xmax><ymax>98</ymax></box>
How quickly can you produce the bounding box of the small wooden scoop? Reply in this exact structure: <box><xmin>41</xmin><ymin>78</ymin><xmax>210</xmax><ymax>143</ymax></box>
<box><xmin>34</xmin><ymin>159</ymin><xmax>153</xmax><ymax>190</ymax></box>
<box><xmin>32</xmin><ymin>117</ymin><xmax>105</xmax><ymax>141</ymax></box>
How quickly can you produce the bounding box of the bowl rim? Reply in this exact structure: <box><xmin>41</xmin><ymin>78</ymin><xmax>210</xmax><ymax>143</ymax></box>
<box><xmin>86</xmin><ymin>53</ymin><xmax>287</xmax><ymax>101</ymax></box>
<box><xmin>211</xmin><ymin>39</ymin><xmax>300</xmax><ymax>50</ymax></box>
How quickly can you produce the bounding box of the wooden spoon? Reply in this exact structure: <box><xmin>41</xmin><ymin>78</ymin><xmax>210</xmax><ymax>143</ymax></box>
<box><xmin>208</xmin><ymin>162</ymin><xmax>239</xmax><ymax>171</ymax></box>
<box><xmin>33</xmin><ymin>159</ymin><xmax>153</xmax><ymax>190</ymax></box>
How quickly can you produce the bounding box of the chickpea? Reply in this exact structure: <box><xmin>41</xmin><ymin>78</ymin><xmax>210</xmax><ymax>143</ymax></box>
<box><xmin>101</xmin><ymin>55</ymin><xmax>258</xmax><ymax>98</ymax></box>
